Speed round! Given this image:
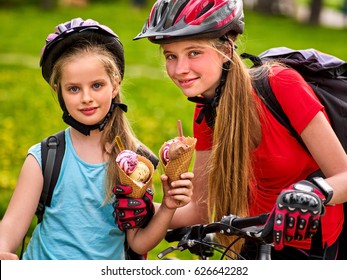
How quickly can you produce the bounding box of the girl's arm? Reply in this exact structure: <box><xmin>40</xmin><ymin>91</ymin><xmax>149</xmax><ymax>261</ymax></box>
<box><xmin>301</xmin><ymin>111</ymin><xmax>347</xmax><ymax>204</ymax></box>
<box><xmin>126</xmin><ymin>173</ymin><xmax>193</xmax><ymax>255</ymax></box>
<box><xmin>0</xmin><ymin>155</ymin><xmax>43</xmax><ymax>257</ymax></box>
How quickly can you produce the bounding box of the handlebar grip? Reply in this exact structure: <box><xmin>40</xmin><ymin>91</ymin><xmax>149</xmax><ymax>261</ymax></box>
<box><xmin>223</xmin><ymin>213</ymin><xmax>269</xmax><ymax>229</ymax></box>
<box><xmin>165</xmin><ymin>227</ymin><xmax>191</xmax><ymax>243</ymax></box>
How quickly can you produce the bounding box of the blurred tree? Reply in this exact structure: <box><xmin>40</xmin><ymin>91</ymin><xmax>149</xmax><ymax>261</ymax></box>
<box><xmin>59</xmin><ymin>0</ymin><xmax>88</xmax><ymax>6</ymax></box>
<box><xmin>248</xmin><ymin>0</ymin><xmax>296</xmax><ymax>16</ymax></box>
<box><xmin>252</xmin><ymin>0</ymin><xmax>277</xmax><ymax>14</ymax></box>
<box><xmin>132</xmin><ymin>0</ymin><xmax>146</xmax><ymax>9</ymax></box>
<box><xmin>343</xmin><ymin>0</ymin><xmax>347</xmax><ymax>15</ymax></box>
<box><xmin>40</xmin><ymin>0</ymin><xmax>56</xmax><ymax>10</ymax></box>
<box><xmin>343</xmin><ymin>0</ymin><xmax>347</xmax><ymax>26</ymax></box>
<box><xmin>308</xmin><ymin>0</ymin><xmax>323</xmax><ymax>25</ymax></box>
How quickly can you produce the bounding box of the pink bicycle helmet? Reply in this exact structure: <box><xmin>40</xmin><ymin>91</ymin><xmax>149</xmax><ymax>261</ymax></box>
<box><xmin>134</xmin><ymin>0</ymin><xmax>244</xmax><ymax>43</ymax></box>
<box><xmin>40</xmin><ymin>17</ymin><xmax>125</xmax><ymax>83</ymax></box>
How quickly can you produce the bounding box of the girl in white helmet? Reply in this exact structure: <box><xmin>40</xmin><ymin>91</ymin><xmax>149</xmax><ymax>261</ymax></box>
<box><xmin>0</xmin><ymin>18</ymin><xmax>193</xmax><ymax>260</ymax></box>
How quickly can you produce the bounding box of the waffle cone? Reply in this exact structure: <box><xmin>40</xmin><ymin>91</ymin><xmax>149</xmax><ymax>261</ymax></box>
<box><xmin>159</xmin><ymin>137</ymin><xmax>197</xmax><ymax>183</ymax></box>
<box><xmin>117</xmin><ymin>155</ymin><xmax>154</xmax><ymax>198</ymax></box>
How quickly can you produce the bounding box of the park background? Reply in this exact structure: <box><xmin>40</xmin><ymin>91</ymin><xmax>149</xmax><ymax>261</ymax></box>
<box><xmin>0</xmin><ymin>0</ymin><xmax>346</xmax><ymax>260</ymax></box>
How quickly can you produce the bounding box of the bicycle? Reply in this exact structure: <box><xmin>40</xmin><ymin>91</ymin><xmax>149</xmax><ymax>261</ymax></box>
<box><xmin>157</xmin><ymin>213</ymin><xmax>273</xmax><ymax>260</ymax></box>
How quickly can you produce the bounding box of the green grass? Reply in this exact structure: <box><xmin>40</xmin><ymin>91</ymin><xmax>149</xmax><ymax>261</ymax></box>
<box><xmin>0</xmin><ymin>1</ymin><xmax>346</xmax><ymax>260</ymax></box>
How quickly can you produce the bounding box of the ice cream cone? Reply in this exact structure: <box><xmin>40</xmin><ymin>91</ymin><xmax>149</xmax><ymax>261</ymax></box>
<box><xmin>159</xmin><ymin>137</ymin><xmax>197</xmax><ymax>183</ymax></box>
<box><xmin>117</xmin><ymin>155</ymin><xmax>154</xmax><ymax>198</ymax></box>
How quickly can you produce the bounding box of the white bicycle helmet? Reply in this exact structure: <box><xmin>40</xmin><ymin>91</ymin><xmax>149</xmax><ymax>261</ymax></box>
<box><xmin>40</xmin><ymin>17</ymin><xmax>125</xmax><ymax>83</ymax></box>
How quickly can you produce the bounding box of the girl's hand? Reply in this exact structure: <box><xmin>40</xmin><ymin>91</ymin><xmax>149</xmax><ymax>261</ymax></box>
<box><xmin>0</xmin><ymin>252</ymin><xmax>19</xmax><ymax>260</ymax></box>
<box><xmin>160</xmin><ymin>172</ymin><xmax>194</xmax><ymax>209</ymax></box>
<box><xmin>112</xmin><ymin>185</ymin><xmax>154</xmax><ymax>231</ymax></box>
<box><xmin>262</xmin><ymin>180</ymin><xmax>327</xmax><ymax>251</ymax></box>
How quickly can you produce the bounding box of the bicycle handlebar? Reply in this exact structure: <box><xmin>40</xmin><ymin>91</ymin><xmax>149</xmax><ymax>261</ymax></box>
<box><xmin>158</xmin><ymin>213</ymin><xmax>273</xmax><ymax>260</ymax></box>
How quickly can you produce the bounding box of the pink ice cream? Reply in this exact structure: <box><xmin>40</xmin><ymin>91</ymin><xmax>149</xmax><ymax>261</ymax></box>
<box><xmin>162</xmin><ymin>139</ymin><xmax>178</xmax><ymax>163</ymax></box>
<box><xmin>116</xmin><ymin>150</ymin><xmax>138</xmax><ymax>174</ymax></box>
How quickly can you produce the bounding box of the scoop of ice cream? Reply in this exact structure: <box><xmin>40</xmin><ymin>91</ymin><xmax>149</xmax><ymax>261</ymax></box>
<box><xmin>129</xmin><ymin>161</ymin><xmax>150</xmax><ymax>182</ymax></box>
<box><xmin>168</xmin><ymin>140</ymin><xmax>189</xmax><ymax>161</ymax></box>
<box><xmin>116</xmin><ymin>150</ymin><xmax>138</xmax><ymax>174</ymax></box>
<box><xmin>162</xmin><ymin>139</ymin><xmax>178</xmax><ymax>163</ymax></box>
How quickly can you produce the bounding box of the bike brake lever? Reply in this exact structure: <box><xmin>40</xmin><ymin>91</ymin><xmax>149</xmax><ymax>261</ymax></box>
<box><xmin>157</xmin><ymin>246</ymin><xmax>178</xmax><ymax>259</ymax></box>
<box><xmin>157</xmin><ymin>245</ymin><xmax>185</xmax><ymax>259</ymax></box>
<box><xmin>158</xmin><ymin>237</ymin><xmax>195</xmax><ymax>259</ymax></box>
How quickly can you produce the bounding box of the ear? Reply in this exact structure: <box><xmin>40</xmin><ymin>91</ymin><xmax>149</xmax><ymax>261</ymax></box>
<box><xmin>112</xmin><ymin>85</ymin><xmax>119</xmax><ymax>99</ymax></box>
<box><xmin>112</xmin><ymin>75</ymin><xmax>121</xmax><ymax>98</ymax></box>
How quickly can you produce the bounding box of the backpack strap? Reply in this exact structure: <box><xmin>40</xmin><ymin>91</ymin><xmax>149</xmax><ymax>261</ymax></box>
<box><xmin>254</xmin><ymin>73</ymin><xmax>307</xmax><ymax>147</ymax></box>
<box><xmin>241</xmin><ymin>52</ymin><xmax>307</xmax><ymax>150</ymax></box>
<box><xmin>20</xmin><ymin>130</ymin><xmax>66</xmax><ymax>259</ymax></box>
<box><xmin>240</xmin><ymin>52</ymin><xmax>263</xmax><ymax>67</ymax></box>
<box><xmin>36</xmin><ymin>130</ymin><xmax>66</xmax><ymax>223</ymax></box>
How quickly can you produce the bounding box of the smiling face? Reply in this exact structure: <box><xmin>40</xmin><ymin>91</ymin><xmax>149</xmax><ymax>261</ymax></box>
<box><xmin>162</xmin><ymin>39</ymin><xmax>228</xmax><ymax>99</ymax></box>
<box><xmin>60</xmin><ymin>53</ymin><xmax>118</xmax><ymax>126</ymax></box>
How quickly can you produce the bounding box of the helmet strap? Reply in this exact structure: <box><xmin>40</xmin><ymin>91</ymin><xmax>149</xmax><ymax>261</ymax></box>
<box><xmin>61</xmin><ymin>99</ymin><xmax>127</xmax><ymax>136</ymax></box>
<box><xmin>188</xmin><ymin>63</ymin><xmax>230</xmax><ymax>128</ymax></box>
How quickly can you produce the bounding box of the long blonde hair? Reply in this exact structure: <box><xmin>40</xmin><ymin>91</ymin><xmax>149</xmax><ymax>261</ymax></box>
<box><xmin>207</xmin><ymin>35</ymin><xmax>261</xmax><ymax>256</ymax></box>
<box><xmin>49</xmin><ymin>42</ymin><xmax>153</xmax><ymax>202</ymax></box>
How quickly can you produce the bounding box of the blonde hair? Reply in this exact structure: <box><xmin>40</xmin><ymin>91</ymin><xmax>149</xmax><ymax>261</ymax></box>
<box><xmin>207</xmin><ymin>35</ymin><xmax>261</xmax><ymax>256</ymax></box>
<box><xmin>49</xmin><ymin>42</ymin><xmax>152</xmax><ymax>203</ymax></box>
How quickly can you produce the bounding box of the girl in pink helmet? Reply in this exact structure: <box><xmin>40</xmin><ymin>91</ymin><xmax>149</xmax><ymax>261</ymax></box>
<box><xmin>135</xmin><ymin>0</ymin><xmax>347</xmax><ymax>259</ymax></box>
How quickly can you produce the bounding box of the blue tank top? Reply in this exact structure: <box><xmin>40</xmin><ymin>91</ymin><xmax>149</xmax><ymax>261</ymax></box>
<box><xmin>23</xmin><ymin>128</ymin><xmax>125</xmax><ymax>260</ymax></box>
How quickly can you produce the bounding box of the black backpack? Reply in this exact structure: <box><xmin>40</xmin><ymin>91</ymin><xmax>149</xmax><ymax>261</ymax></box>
<box><xmin>21</xmin><ymin>129</ymin><xmax>159</xmax><ymax>260</ymax></box>
<box><xmin>241</xmin><ymin>47</ymin><xmax>347</xmax><ymax>259</ymax></box>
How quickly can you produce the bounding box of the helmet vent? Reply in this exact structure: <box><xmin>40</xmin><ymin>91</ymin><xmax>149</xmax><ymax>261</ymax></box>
<box><xmin>197</xmin><ymin>2</ymin><xmax>214</xmax><ymax>18</ymax></box>
<box><xmin>172</xmin><ymin>0</ymin><xmax>189</xmax><ymax>25</ymax></box>
<box><xmin>155</xmin><ymin>1</ymin><xmax>169</xmax><ymax>26</ymax></box>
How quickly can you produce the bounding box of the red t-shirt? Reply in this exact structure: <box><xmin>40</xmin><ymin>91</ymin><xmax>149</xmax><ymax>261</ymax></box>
<box><xmin>193</xmin><ymin>66</ymin><xmax>343</xmax><ymax>248</ymax></box>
